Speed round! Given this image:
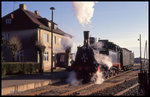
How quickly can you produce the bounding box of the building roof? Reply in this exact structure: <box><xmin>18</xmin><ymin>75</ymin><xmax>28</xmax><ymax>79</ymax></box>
<box><xmin>2</xmin><ymin>6</ymin><xmax>72</xmax><ymax>38</ymax></box>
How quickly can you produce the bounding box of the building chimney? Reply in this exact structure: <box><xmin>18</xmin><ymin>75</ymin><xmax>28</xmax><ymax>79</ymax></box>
<box><xmin>35</xmin><ymin>10</ymin><xmax>39</xmax><ymax>16</ymax></box>
<box><xmin>84</xmin><ymin>31</ymin><xmax>90</xmax><ymax>47</ymax></box>
<box><xmin>10</xmin><ymin>14</ymin><xmax>14</xmax><ymax>19</ymax></box>
<box><xmin>19</xmin><ymin>4</ymin><xmax>27</xmax><ymax>10</ymax></box>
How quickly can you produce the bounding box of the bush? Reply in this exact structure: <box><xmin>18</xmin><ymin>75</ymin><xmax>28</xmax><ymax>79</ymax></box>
<box><xmin>2</xmin><ymin>62</ymin><xmax>40</xmax><ymax>76</ymax></box>
<box><xmin>2</xmin><ymin>63</ymin><xmax>6</xmax><ymax>76</ymax></box>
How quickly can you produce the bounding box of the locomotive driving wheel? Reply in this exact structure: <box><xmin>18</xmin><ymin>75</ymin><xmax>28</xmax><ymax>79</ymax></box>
<box><xmin>112</xmin><ymin>70</ymin><xmax>116</xmax><ymax>76</ymax></box>
<box><xmin>108</xmin><ymin>69</ymin><xmax>113</xmax><ymax>78</ymax></box>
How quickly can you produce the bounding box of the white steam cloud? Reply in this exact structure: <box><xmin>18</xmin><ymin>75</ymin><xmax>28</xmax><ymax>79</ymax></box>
<box><xmin>91</xmin><ymin>42</ymin><xmax>113</xmax><ymax>69</ymax></box>
<box><xmin>61</xmin><ymin>36</ymin><xmax>73</xmax><ymax>51</ymax></box>
<box><xmin>91</xmin><ymin>71</ymin><xmax>104</xmax><ymax>84</ymax></box>
<box><xmin>53</xmin><ymin>36</ymin><xmax>73</xmax><ymax>53</ymax></box>
<box><xmin>90</xmin><ymin>42</ymin><xmax>103</xmax><ymax>50</ymax></box>
<box><xmin>95</xmin><ymin>54</ymin><xmax>113</xmax><ymax>69</ymax></box>
<box><xmin>66</xmin><ymin>71</ymin><xmax>82</xmax><ymax>86</ymax></box>
<box><xmin>91</xmin><ymin>53</ymin><xmax>112</xmax><ymax>85</ymax></box>
<box><xmin>72</xmin><ymin>2</ymin><xmax>96</xmax><ymax>27</ymax></box>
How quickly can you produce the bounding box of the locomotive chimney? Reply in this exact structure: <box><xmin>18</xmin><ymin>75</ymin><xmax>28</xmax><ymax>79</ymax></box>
<box><xmin>84</xmin><ymin>31</ymin><xmax>90</xmax><ymax>47</ymax></box>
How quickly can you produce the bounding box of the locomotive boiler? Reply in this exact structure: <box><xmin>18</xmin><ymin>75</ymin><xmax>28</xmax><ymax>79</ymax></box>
<box><xmin>70</xmin><ymin>31</ymin><xmax>134</xmax><ymax>84</ymax></box>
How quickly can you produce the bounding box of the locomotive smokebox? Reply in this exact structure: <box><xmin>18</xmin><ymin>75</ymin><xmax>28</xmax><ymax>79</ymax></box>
<box><xmin>84</xmin><ymin>31</ymin><xmax>90</xmax><ymax>47</ymax></box>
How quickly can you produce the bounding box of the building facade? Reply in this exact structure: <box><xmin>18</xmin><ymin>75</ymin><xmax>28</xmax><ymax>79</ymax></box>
<box><xmin>2</xmin><ymin>4</ymin><xmax>72</xmax><ymax>71</ymax></box>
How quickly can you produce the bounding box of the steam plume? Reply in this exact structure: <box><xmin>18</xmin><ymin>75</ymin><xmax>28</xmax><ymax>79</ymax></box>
<box><xmin>91</xmin><ymin>42</ymin><xmax>113</xmax><ymax>69</ymax></box>
<box><xmin>91</xmin><ymin>53</ymin><xmax>112</xmax><ymax>84</ymax></box>
<box><xmin>66</xmin><ymin>71</ymin><xmax>82</xmax><ymax>86</ymax></box>
<box><xmin>72</xmin><ymin>2</ymin><xmax>96</xmax><ymax>27</ymax></box>
<box><xmin>90</xmin><ymin>42</ymin><xmax>103</xmax><ymax>50</ymax></box>
<box><xmin>91</xmin><ymin>71</ymin><xmax>104</xmax><ymax>84</ymax></box>
<box><xmin>61</xmin><ymin>36</ymin><xmax>73</xmax><ymax>51</ymax></box>
<box><xmin>95</xmin><ymin>52</ymin><xmax>113</xmax><ymax>69</ymax></box>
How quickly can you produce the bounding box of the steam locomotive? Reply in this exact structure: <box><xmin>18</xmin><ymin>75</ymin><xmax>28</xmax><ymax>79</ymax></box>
<box><xmin>70</xmin><ymin>31</ymin><xmax>134</xmax><ymax>83</ymax></box>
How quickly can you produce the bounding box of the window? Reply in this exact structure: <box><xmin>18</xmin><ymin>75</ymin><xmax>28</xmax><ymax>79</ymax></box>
<box><xmin>53</xmin><ymin>36</ymin><xmax>56</xmax><ymax>44</ymax></box>
<box><xmin>58</xmin><ymin>38</ymin><xmax>62</xmax><ymax>45</ymax></box>
<box><xmin>44</xmin><ymin>52</ymin><xmax>49</xmax><ymax>61</ymax></box>
<box><xmin>16</xmin><ymin>51</ymin><xmax>24</xmax><ymax>62</ymax></box>
<box><xmin>43</xmin><ymin>33</ymin><xmax>49</xmax><ymax>43</ymax></box>
<box><xmin>6</xmin><ymin>19</ymin><xmax>11</xmax><ymax>24</ymax></box>
<box><xmin>4</xmin><ymin>33</ymin><xmax>9</xmax><ymax>41</ymax></box>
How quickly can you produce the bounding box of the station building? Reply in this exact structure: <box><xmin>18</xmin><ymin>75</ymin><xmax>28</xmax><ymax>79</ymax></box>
<box><xmin>2</xmin><ymin>4</ymin><xmax>73</xmax><ymax>71</ymax></box>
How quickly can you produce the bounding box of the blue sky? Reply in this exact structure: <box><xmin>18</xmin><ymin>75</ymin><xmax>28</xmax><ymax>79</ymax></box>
<box><xmin>1</xmin><ymin>1</ymin><xmax>149</xmax><ymax>58</ymax></box>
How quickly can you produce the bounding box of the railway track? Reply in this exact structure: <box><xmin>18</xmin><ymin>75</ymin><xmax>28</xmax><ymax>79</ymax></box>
<box><xmin>24</xmin><ymin>84</ymin><xmax>69</xmax><ymax>96</ymax></box>
<box><xmin>60</xmin><ymin>69</ymin><xmax>137</xmax><ymax>96</ymax></box>
<box><xmin>62</xmin><ymin>70</ymin><xmax>138</xmax><ymax>96</ymax></box>
<box><xmin>9</xmin><ymin>65</ymin><xmax>141</xmax><ymax>96</ymax></box>
<box><xmin>82</xmin><ymin>76</ymin><xmax>138</xmax><ymax>96</ymax></box>
<box><xmin>114</xmin><ymin>83</ymin><xmax>139</xmax><ymax>96</ymax></box>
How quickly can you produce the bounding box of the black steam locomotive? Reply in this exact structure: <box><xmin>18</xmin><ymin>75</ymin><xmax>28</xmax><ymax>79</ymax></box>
<box><xmin>71</xmin><ymin>31</ymin><xmax>134</xmax><ymax>83</ymax></box>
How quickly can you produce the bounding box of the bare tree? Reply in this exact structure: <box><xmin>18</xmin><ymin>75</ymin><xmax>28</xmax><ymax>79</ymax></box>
<box><xmin>8</xmin><ymin>35</ymin><xmax>22</xmax><ymax>62</ymax></box>
<box><xmin>1</xmin><ymin>34</ymin><xmax>6</xmax><ymax>46</ymax></box>
<box><xmin>1</xmin><ymin>34</ymin><xmax>6</xmax><ymax>62</ymax></box>
<box><xmin>35</xmin><ymin>40</ymin><xmax>45</xmax><ymax>73</ymax></box>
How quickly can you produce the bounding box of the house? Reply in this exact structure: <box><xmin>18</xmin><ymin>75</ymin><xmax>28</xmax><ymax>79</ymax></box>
<box><xmin>2</xmin><ymin>4</ymin><xmax>72</xmax><ymax>71</ymax></box>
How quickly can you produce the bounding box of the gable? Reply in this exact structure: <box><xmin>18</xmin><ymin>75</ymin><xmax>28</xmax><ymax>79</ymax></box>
<box><xmin>2</xmin><ymin>9</ymin><xmax>39</xmax><ymax>32</ymax></box>
<box><xmin>2</xmin><ymin>7</ymin><xmax>72</xmax><ymax>38</ymax></box>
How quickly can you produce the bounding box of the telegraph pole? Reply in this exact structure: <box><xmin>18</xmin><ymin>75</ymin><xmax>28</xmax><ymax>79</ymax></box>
<box><xmin>50</xmin><ymin>7</ymin><xmax>55</xmax><ymax>73</ymax></box>
<box><xmin>138</xmin><ymin>34</ymin><xmax>142</xmax><ymax>72</ymax></box>
<box><xmin>144</xmin><ymin>40</ymin><xmax>147</xmax><ymax>66</ymax></box>
<box><xmin>138</xmin><ymin>37</ymin><xmax>149</xmax><ymax>96</ymax></box>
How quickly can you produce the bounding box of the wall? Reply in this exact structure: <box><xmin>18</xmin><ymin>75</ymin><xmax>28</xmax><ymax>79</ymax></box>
<box><xmin>37</xmin><ymin>29</ymin><xmax>66</xmax><ymax>71</ymax></box>
<box><xmin>2</xmin><ymin>28</ymin><xmax>71</xmax><ymax>72</ymax></box>
<box><xmin>2</xmin><ymin>29</ymin><xmax>38</xmax><ymax>62</ymax></box>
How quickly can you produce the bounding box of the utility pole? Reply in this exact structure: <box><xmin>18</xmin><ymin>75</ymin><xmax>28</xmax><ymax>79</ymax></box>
<box><xmin>50</xmin><ymin>7</ymin><xmax>55</xmax><ymax>73</ymax></box>
<box><xmin>144</xmin><ymin>40</ymin><xmax>147</xmax><ymax>66</ymax></box>
<box><xmin>138</xmin><ymin>34</ymin><xmax>142</xmax><ymax>72</ymax></box>
<box><xmin>138</xmin><ymin>38</ymin><xmax>149</xmax><ymax>96</ymax></box>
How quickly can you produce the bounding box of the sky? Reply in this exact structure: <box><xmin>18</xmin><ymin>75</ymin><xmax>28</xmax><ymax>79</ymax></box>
<box><xmin>1</xmin><ymin>1</ymin><xmax>149</xmax><ymax>58</ymax></box>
